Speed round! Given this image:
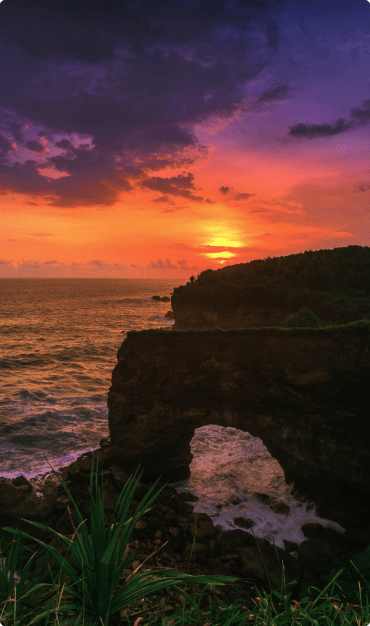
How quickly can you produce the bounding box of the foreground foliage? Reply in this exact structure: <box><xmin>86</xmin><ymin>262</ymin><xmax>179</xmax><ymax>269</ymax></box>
<box><xmin>1</xmin><ymin>457</ymin><xmax>236</xmax><ymax>625</ymax></box>
<box><xmin>0</xmin><ymin>456</ymin><xmax>369</xmax><ymax>626</ymax></box>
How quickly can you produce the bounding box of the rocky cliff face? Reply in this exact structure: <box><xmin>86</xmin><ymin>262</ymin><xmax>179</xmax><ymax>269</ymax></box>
<box><xmin>106</xmin><ymin>322</ymin><xmax>370</xmax><ymax>531</ymax></box>
<box><xmin>171</xmin><ymin>302</ymin><xmax>290</xmax><ymax>330</ymax></box>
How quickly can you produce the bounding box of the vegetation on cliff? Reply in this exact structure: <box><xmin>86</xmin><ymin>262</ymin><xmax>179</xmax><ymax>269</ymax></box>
<box><xmin>172</xmin><ymin>246</ymin><xmax>370</xmax><ymax>327</ymax></box>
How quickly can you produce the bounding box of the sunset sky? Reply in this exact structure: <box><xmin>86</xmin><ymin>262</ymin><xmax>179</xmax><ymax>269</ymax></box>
<box><xmin>0</xmin><ymin>0</ymin><xmax>370</xmax><ymax>278</ymax></box>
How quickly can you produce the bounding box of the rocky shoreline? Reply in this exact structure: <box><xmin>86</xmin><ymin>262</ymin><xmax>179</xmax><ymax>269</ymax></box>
<box><xmin>2</xmin><ymin>441</ymin><xmax>370</xmax><ymax>618</ymax></box>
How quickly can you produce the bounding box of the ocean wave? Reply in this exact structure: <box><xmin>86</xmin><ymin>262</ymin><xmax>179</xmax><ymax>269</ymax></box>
<box><xmin>0</xmin><ymin>355</ymin><xmax>53</xmax><ymax>369</ymax></box>
<box><xmin>15</xmin><ymin>388</ymin><xmax>48</xmax><ymax>400</ymax></box>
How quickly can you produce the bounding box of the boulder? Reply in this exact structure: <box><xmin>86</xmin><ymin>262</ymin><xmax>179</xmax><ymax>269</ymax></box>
<box><xmin>236</xmin><ymin>544</ymin><xmax>301</xmax><ymax>595</ymax></box>
<box><xmin>164</xmin><ymin>310</ymin><xmax>175</xmax><ymax>319</ymax></box>
<box><xmin>297</xmin><ymin>538</ymin><xmax>350</xmax><ymax>577</ymax></box>
<box><xmin>233</xmin><ymin>516</ymin><xmax>256</xmax><ymax>530</ymax></box>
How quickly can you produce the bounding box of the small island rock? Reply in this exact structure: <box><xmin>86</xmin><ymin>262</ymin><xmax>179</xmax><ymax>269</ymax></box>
<box><xmin>152</xmin><ymin>295</ymin><xmax>171</xmax><ymax>302</ymax></box>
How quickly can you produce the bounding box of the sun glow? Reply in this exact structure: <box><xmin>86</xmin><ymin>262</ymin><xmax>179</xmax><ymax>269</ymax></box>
<box><xmin>206</xmin><ymin>251</ymin><xmax>236</xmax><ymax>258</ymax></box>
<box><xmin>203</xmin><ymin>220</ymin><xmax>245</xmax><ymax>248</ymax></box>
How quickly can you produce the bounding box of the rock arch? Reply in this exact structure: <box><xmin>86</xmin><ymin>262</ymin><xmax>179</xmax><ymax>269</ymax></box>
<box><xmin>104</xmin><ymin>325</ymin><xmax>370</xmax><ymax>530</ymax></box>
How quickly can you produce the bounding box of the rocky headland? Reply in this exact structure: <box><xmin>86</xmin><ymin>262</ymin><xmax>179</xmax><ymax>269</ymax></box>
<box><xmin>1</xmin><ymin>245</ymin><xmax>370</xmax><ymax>615</ymax></box>
<box><xmin>171</xmin><ymin>245</ymin><xmax>370</xmax><ymax>330</ymax></box>
<box><xmin>105</xmin><ymin>322</ymin><xmax>370</xmax><ymax>531</ymax></box>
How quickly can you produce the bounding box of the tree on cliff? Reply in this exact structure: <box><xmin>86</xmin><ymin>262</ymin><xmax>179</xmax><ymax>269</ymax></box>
<box><xmin>280</xmin><ymin>307</ymin><xmax>322</xmax><ymax>328</ymax></box>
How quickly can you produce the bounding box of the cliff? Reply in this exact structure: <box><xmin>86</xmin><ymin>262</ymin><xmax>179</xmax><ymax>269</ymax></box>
<box><xmin>105</xmin><ymin>321</ymin><xmax>370</xmax><ymax>531</ymax></box>
<box><xmin>171</xmin><ymin>246</ymin><xmax>370</xmax><ymax>330</ymax></box>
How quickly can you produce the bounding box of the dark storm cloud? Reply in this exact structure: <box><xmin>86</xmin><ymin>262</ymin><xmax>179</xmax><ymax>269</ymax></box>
<box><xmin>9</xmin><ymin>121</ymin><xmax>25</xmax><ymax>142</ymax></box>
<box><xmin>0</xmin><ymin>0</ymin><xmax>307</xmax><ymax>207</ymax></box>
<box><xmin>140</xmin><ymin>173</ymin><xmax>203</xmax><ymax>202</ymax></box>
<box><xmin>219</xmin><ymin>186</ymin><xmax>229</xmax><ymax>194</ymax></box>
<box><xmin>0</xmin><ymin>134</ymin><xmax>13</xmax><ymax>156</ymax></box>
<box><xmin>25</xmin><ymin>139</ymin><xmax>47</xmax><ymax>154</ymax></box>
<box><xmin>288</xmin><ymin>118</ymin><xmax>352</xmax><ymax>139</ymax></box>
<box><xmin>0</xmin><ymin>151</ymin><xmax>134</xmax><ymax>207</ymax></box>
<box><xmin>350</xmin><ymin>99</ymin><xmax>370</xmax><ymax>125</ymax></box>
<box><xmin>288</xmin><ymin>99</ymin><xmax>370</xmax><ymax>141</ymax></box>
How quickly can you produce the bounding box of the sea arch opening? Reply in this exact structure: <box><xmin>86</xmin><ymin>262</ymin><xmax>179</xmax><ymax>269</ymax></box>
<box><xmin>167</xmin><ymin>424</ymin><xmax>323</xmax><ymax>553</ymax></box>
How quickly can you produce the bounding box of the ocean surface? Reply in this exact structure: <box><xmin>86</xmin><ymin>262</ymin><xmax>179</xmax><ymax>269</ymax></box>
<box><xmin>0</xmin><ymin>278</ymin><xmax>345</xmax><ymax>562</ymax></box>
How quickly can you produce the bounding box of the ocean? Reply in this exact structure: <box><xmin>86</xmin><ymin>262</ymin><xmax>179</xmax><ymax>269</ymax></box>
<box><xmin>0</xmin><ymin>278</ymin><xmax>345</xmax><ymax>557</ymax></box>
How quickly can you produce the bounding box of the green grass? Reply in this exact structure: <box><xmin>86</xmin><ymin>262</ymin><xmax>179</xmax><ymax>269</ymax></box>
<box><xmin>0</xmin><ymin>458</ymin><xmax>369</xmax><ymax>626</ymax></box>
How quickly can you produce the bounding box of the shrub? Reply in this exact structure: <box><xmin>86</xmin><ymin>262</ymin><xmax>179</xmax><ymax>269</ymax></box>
<box><xmin>280</xmin><ymin>307</ymin><xmax>321</xmax><ymax>328</ymax></box>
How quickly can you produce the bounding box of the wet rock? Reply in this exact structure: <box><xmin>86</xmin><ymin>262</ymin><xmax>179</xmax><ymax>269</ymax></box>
<box><xmin>0</xmin><ymin>478</ymin><xmax>31</xmax><ymax>508</ymax></box>
<box><xmin>188</xmin><ymin>512</ymin><xmax>216</xmax><ymax>539</ymax></box>
<box><xmin>265</xmin><ymin>497</ymin><xmax>291</xmax><ymax>515</ymax></box>
<box><xmin>215</xmin><ymin>500</ymin><xmax>229</xmax><ymax>509</ymax></box>
<box><xmin>228</xmin><ymin>494</ymin><xmax>242</xmax><ymax>505</ymax></box>
<box><xmin>212</xmin><ymin>529</ymin><xmax>258</xmax><ymax>557</ymax></box>
<box><xmin>283</xmin><ymin>539</ymin><xmax>299</xmax><ymax>553</ymax></box>
<box><xmin>253</xmin><ymin>491</ymin><xmax>292</xmax><ymax>516</ymax></box>
<box><xmin>252</xmin><ymin>492</ymin><xmax>270</xmax><ymax>503</ymax></box>
<box><xmin>99</xmin><ymin>437</ymin><xmax>111</xmax><ymax>451</ymax></box>
<box><xmin>177</xmin><ymin>491</ymin><xmax>199</xmax><ymax>502</ymax></box>
<box><xmin>77</xmin><ymin>454</ymin><xmax>94</xmax><ymax>473</ymax></box>
<box><xmin>298</xmin><ymin>538</ymin><xmax>351</xmax><ymax>576</ymax></box>
<box><xmin>164</xmin><ymin>310</ymin><xmax>174</xmax><ymax>319</ymax></box>
<box><xmin>301</xmin><ymin>522</ymin><xmax>324</xmax><ymax>539</ymax></box>
<box><xmin>301</xmin><ymin>522</ymin><xmax>370</xmax><ymax>553</ymax></box>
<box><xmin>12</xmin><ymin>475</ymin><xmax>32</xmax><ymax>489</ymax></box>
<box><xmin>233</xmin><ymin>516</ymin><xmax>256</xmax><ymax>530</ymax></box>
<box><xmin>236</xmin><ymin>543</ymin><xmax>302</xmax><ymax>595</ymax></box>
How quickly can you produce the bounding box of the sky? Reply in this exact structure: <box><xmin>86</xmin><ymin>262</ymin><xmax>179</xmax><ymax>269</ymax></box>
<box><xmin>0</xmin><ymin>0</ymin><xmax>370</xmax><ymax>278</ymax></box>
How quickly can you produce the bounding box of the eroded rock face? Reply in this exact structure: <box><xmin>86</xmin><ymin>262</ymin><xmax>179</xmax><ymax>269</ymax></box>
<box><xmin>106</xmin><ymin>324</ymin><xmax>370</xmax><ymax>531</ymax></box>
